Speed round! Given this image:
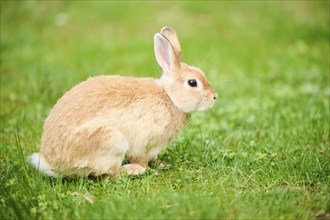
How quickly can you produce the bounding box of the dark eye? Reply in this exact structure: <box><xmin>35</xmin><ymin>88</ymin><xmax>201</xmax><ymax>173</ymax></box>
<box><xmin>188</xmin><ymin>79</ymin><xmax>197</xmax><ymax>87</ymax></box>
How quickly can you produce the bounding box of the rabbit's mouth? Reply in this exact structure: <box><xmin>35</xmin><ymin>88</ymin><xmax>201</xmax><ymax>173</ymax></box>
<box><xmin>197</xmin><ymin>98</ymin><xmax>216</xmax><ymax>111</ymax></box>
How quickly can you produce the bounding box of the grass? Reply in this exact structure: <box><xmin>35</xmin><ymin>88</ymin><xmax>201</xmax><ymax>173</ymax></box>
<box><xmin>1</xmin><ymin>1</ymin><xmax>329</xmax><ymax>219</ymax></box>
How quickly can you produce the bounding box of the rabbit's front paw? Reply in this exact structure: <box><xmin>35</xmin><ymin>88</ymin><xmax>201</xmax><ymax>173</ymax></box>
<box><xmin>120</xmin><ymin>164</ymin><xmax>146</xmax><ymax>176</ymax></box>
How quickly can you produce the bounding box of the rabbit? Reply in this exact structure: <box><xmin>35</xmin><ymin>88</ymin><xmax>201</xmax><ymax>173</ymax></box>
<box><xmin>28</xmin><ymin>26</ymin><xmax>217</xmax><ymax>178</ymax></box>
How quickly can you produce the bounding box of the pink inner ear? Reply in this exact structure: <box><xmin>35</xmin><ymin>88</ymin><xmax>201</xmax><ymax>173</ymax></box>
<box><xmin>155</xmin><ymin>36</ymin><xmax>171</xmax><ymax>72</ymax></box>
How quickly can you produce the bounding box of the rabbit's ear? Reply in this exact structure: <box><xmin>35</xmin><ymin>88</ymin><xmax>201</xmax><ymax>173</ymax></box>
<box><xmin>154</xmin><ymin>33</ymin><xmax>180</xmax><ymax>74</ymax></box>
<box><xmin>160</xmin><ymin>26</ymin><xmax>182</xmax><ymax>60</ymax></box>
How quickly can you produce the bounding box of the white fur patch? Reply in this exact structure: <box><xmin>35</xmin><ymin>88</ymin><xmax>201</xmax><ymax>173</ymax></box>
<box><xmin>28</xmin><ymin>153</ymin><xmax>58</xmax><ymax>177</ymax></box>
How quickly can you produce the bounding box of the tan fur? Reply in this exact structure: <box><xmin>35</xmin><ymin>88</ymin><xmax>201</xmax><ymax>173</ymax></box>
<box><xmin>31</xmin><ymin>26</ymin><xmax>217</xmax><ymax>178</ymax></box>
<box><xmin>160</xmin><ymin>26</ymin><xmax>182</xmax><ymax>60</ymax></box>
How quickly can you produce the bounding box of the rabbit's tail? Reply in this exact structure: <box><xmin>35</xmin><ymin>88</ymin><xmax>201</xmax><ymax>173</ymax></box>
<box><xmin>28</xmin><ymin>153</ymin><xmax>59</xmax><ymax>177</ymax></box>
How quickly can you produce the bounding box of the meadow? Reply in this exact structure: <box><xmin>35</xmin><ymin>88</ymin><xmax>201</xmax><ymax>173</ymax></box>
<box><xmin>1</xmin><ymin>1</ymin><xmax>329</xmax><ymax>219</ymax></box>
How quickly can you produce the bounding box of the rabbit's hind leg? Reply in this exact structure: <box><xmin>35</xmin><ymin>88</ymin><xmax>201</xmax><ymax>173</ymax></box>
<box><xmin>71</xmin><ymin>125</ymin><xmax>129</xmax><ymax>179</ymax></box>
<box><xmin>93</xmin><ymin>127</ymin><xmax>130</xmax><ymax>179</ymax></box>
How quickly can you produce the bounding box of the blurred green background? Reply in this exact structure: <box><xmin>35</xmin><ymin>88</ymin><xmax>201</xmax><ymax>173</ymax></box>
<box><xmin>1</xmin><ymin>1</ymin><xmax>329</xmax><ymax>219</ymax></box>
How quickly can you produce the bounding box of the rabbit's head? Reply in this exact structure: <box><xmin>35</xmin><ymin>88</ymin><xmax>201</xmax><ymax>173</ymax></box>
<box><xmin>155</xmin><ymin>26</ymin><xmax>217</xmax><ymax>113</ymax></box>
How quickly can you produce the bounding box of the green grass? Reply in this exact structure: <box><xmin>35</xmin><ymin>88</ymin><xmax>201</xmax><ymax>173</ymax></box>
<box><xmin>1</xmin><ymin>1</ymin><xmax>329</xmax><ymax>219</ymax></box>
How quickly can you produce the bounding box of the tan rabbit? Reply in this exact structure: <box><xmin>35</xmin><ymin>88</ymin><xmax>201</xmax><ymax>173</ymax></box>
<box><xmin>28</xmin><ymin>26</ymin><xmax>217</xmax><ymax>178</ymax></box>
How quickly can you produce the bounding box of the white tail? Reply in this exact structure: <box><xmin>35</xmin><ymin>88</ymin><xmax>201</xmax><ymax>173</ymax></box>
<box><xmin>28</xmin><ymin>153</ymin><xmax>58</xmax><ymax>177</ymax></box>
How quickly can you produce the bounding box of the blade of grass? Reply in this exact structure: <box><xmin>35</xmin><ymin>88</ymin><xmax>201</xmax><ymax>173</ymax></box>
<box><xmin>15</xmin><ymin>126</ymin><xmax>32</xmax><ymax>189</ymax></box>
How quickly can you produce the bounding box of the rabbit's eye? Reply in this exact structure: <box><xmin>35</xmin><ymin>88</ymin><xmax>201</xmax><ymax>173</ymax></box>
<box><xmin>188</xmin><ymin>79</ymin><xmax>197</xmax><ymax>87</ymax></box>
